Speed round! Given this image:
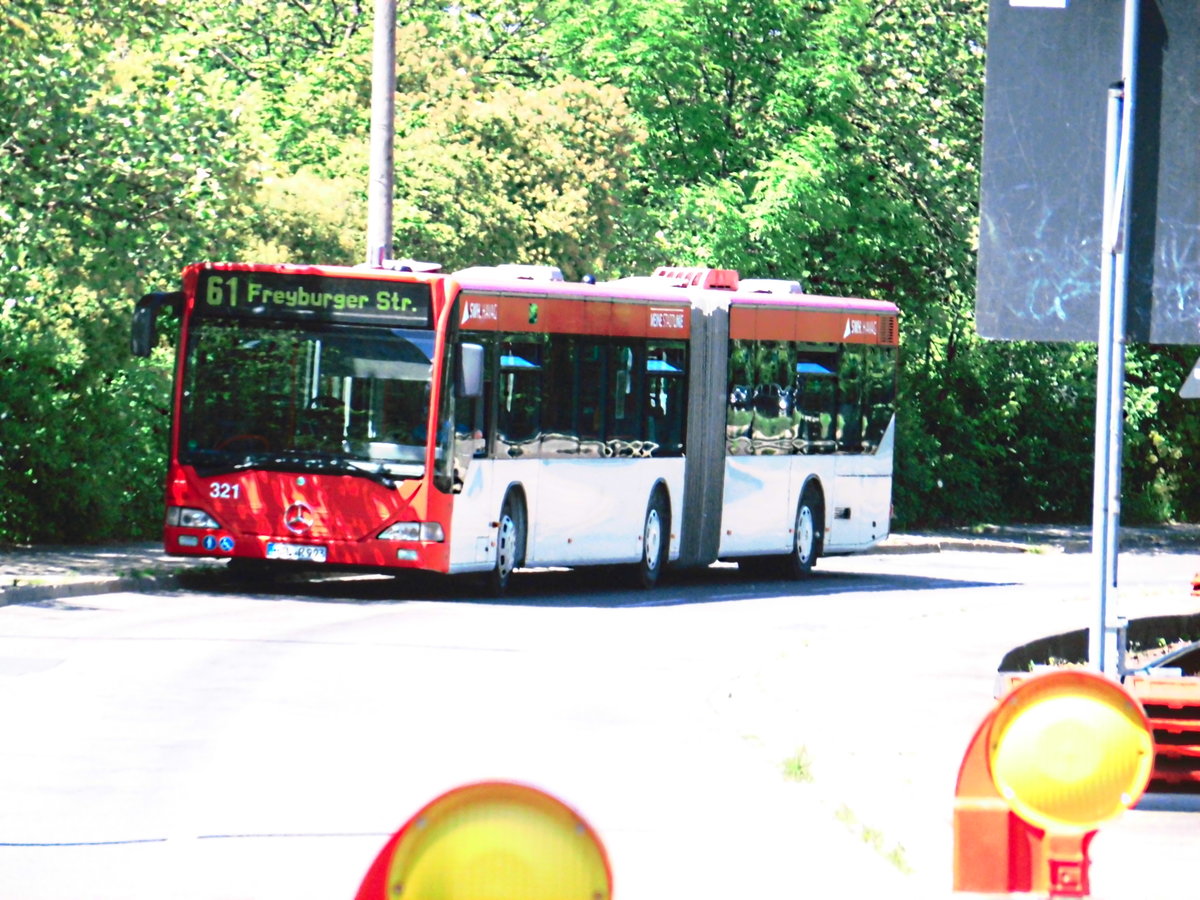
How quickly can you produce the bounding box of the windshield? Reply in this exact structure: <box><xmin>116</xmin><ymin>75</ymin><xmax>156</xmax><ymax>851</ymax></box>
<box><xmin>179</xmin><ymin>320</ymin><xmax>440</xmax><ymax>482</ymax></box>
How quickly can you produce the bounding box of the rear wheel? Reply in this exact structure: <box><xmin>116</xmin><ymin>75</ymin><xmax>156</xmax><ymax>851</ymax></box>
<box><xmin>784</xmin><ymin>487</ymin><xmax>823</xmax><ymax>579</ymax></box>
<box><xmin>634</xmin><ymin>490</ymin><xmax>669</xmax><ymax>589</ymax></box>
<box><xmin>486</xmin><ymin>494</ymin><xmax>525</xmax><ymax>596</ymax></box>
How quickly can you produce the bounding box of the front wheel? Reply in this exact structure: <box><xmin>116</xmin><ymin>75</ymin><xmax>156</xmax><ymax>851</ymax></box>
<box><xmin>634</xmin><ymin>491</ymin><xmax>669</xmax><ymax>589</ymax></box>
<box><xmin>785</xmin><ymin>488</ymin><xmax>823</xmax><ymax>579</ymax></box>
<box><xmin>485</xmin><ymin>494</ymin><xmax>525</xmax><ymax>596</ymax></box>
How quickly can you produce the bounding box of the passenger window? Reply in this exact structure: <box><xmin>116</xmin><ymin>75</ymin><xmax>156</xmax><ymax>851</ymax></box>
<box><xmin>751</xmin><ymin>340</ymin><xmax>794</xmax><ymax>455</ymax></box>
<box><xmin>496</xmin><ymin>338</ymin><xmax>543</xmax><ymax>456</ymax></box>
<box><xmin>647</xmin><ymin>342</ymin><xmax>686</xmax><ymax>456</ymax></box>
<box><xmin>577</xmin><ymin>340</ymin><xmax>606</xmax><ymax>455</ymax></box>
<box><xmin>726</xmin><ymin>340</ymin><xmax>754</xmax><ymax>455</ymax></box>
<box><xmin>793</xmin><ymin>343</ymin><xmax>838</xmax><ymax>454</ymax></box>
<box><xmin>606</xmin><ymin>344</ymin><xmax>645</xmax><ymax>452</ymax></box>
<box><xmin>540</xmin><ymin>336</ymin><xmax>580</xmax><ymax>456</ymax></box>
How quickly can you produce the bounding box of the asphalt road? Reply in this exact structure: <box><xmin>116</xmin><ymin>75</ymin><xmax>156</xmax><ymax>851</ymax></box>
<box><xmin>1</xmin><ymin>545</ymin><xmax>1198</xmax><ymax>899</ymax></box>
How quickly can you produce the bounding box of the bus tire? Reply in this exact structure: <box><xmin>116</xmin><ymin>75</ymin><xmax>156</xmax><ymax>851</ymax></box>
<box><xmin>785</xmin><ymin>486</ymin><xmax>823</xmax><ymax>579</ymax></box>
<box><xmin>486</xmin><ymin>492</ymin><xmax>526</xmax><ymax>596</ymax></box>
<box><xmin>634</xmin><ymin>489</ymin><xmax>670</xmax><ymax>589</ymax></box>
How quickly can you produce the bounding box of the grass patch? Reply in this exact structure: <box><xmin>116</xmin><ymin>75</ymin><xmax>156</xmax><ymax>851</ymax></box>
<box><xmin>781</xmin><ymin>747</ymin><xmax>814</xmax><ymax>783</ymax></box>
<box><xmin>835</xmin><ymin>804</ymin><xmax>912</xmax><ymax>873</ymax></box>
<box><xmin>120</xmin><ymin>567</ymin><xmax>163</xmax><ymax>578</ymax></box>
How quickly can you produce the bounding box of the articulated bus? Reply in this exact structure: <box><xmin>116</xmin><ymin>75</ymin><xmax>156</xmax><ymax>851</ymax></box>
<box><xmin>132</xmin><ymin>262</ymin><xmax>898</xmax><ymax>592</ymax></box>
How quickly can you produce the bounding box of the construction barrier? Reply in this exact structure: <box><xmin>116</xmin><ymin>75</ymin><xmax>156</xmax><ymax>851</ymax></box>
<box><xmin>355</xmin><ymin>781</ymin><xmax>612</xmax><ymax>900</ymax></box>
<box><xmin>1124</xmin><ymin>674</ymin><xmax>1200</xmax><ymax>791</ymax></box>
<box><xmin>956</xmin><ymin>669</ymin><xmax>1154</xmax><ymax>897</ymax></box>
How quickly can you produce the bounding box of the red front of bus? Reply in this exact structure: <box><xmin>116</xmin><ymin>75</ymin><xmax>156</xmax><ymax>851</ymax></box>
<box><xmin>161</xmin><ymin>262</ymin><xmax>463</xmax><ymax>574</ymax></box>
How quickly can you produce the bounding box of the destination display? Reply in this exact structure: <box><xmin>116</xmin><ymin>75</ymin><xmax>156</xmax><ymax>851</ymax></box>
<box><xmin>195</xmin><ymin>269</ymin><xmax>432</xmax><ymax>327</ymax></box>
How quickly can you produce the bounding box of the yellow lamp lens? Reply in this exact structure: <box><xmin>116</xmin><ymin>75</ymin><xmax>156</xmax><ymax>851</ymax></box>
<box><xmin>385</xmin><ymin>782</ymin><xmax>611</xmax><ymax>900</ymax></box>
<box><xmin>988</xmin><ymin>670</ymin><xmax>1154</xmax><ymax>833</ymax></box>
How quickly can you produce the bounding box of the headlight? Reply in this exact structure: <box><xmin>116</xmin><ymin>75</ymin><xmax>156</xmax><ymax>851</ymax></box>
<box><xmin>166</xmin><ymin>506</ymin><xmax>221</xmax><ymax>529</ymax></box>
<box><xmin>378</xmin><ymin>521</ymin><xmax>445</xmax><ymax>542</ymax></box>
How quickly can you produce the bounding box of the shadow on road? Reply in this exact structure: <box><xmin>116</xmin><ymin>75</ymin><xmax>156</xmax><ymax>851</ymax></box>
<box><xmin>173</xmin><ymin>559</ymin><xmax>1014</xmax><ymax>609</ymax></box>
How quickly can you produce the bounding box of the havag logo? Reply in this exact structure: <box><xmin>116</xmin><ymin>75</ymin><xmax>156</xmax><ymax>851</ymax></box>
<box><xmin>844</xmin><ymin>317</ymin><xmax>879</xmax><ymax>339</ymax></box>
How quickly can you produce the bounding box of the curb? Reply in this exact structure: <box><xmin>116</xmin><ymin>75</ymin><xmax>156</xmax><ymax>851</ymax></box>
<box><xmin>0</xmin><ymin>574</ymin><xmax>183</xmax><ymax>608</ymax></box>
<box><xmin>869</xmin><ymin>537</ymin><xmax>1040</xmax><ymax>555</ymax></box>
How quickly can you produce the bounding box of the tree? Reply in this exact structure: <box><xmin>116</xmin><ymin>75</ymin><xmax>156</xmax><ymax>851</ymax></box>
<box><xmin>387</xmin><ymin>33</ymin><xmax>641</xmax><ymax>276</ymax></box>
<box><xmin>0</xmin><ymin>1</ymin><xmax>262</xmax><ymax>541</ymax></box>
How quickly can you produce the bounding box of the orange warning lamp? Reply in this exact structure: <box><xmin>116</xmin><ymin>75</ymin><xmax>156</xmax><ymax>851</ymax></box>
<box><xmin>354</xmin><ymin>781</ymin><xmax>612</xmax><ymax>900</ymax></box>
<box><xmin>954</xmin><ymin>669</ymin><xmax>1153</xmax><ymax>897</ymax></box>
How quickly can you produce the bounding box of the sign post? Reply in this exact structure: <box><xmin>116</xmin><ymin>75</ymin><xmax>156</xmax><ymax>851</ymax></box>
<box><xmin>1089</xmin><ymin>0</ymin><xmax>1140</xmax><ymax>677</ymax></box>
<box><xmin>977</xmin><ymin>0</ymin><xmax>1200</xmax><ymax>674</ymax></box>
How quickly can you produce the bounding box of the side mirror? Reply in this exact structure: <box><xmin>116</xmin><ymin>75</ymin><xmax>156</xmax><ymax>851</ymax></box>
<box><xmin>458</xmin><ymin>342</ymin><xmax>484</xmax><ymax>399</ymax></box>
<box><xmin>131</xmin><ymin>291</ymin><xmax>183</xmax><ymax>357</ymax></box>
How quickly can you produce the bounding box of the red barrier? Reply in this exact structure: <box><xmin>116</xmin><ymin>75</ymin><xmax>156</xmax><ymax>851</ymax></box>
<box><xmin>1125</xmin><ymin>675</ymin><xmax>1200</xmax><ymax>791</ymax></box>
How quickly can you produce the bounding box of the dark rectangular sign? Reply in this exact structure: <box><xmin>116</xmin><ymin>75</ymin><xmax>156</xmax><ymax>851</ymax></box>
<box><xmin>195</xmin><ymin>270</ymin><xmax>432</xmax><ymax>327</ymax></box>
<box><xmin>976</xmin><ymin>0</ymin><xmax>1200</xmax><ymax>344</ymax></box>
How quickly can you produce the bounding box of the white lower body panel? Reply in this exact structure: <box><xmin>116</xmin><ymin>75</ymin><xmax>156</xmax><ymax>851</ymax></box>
<box><xmin>718</xmin><ymin>454</ymin><xmax>892</xmax><ymax>559</ymax></box>
<box><xmin>447</xmin><ymin>457</ymin><xmax>685</xmax><ymax>573</ymax></box>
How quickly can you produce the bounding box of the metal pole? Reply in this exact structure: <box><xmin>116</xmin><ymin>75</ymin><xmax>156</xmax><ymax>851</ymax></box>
<box><xmin>1090</xmin><ymin>0</ymin><xmax>1139</xmax><ymax>677</ymax></box>
<box><xmin>365</xmin><ymin>0</ymin><xmax>396</xmax><ymax>267</ymax></box>
<box><xmin>1091</xmin><ymin>85</ymin><xmax>1123</xmax><ymax>676</ymax></box>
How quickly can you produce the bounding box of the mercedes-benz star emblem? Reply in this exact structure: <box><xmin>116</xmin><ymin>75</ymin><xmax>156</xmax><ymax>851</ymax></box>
<box><xmin>283</xmin><ymin>502</ymin><xmax>315</xmax><ymax>535</ymax></box>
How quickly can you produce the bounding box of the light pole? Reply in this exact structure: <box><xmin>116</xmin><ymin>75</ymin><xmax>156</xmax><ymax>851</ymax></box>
<box><xmin>365</xmin><ymin>0</ymin><xmax>396</xmax><ymax>267</ymax></box>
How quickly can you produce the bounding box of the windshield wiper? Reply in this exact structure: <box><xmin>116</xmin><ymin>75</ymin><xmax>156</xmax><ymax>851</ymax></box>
<box><xmin>263</xmin><ymin>452</ymin><xmax>401</xmax><ymax>489</ymax></box>
<box><xmin>191</xmin><ymin>450</ymin><xmax>401</xmax><ymax>489</ymax></box>
<box><xmin>318</xmin><ymin>454</ymin><xmax>401</xmax><ymax>489</ymax></box>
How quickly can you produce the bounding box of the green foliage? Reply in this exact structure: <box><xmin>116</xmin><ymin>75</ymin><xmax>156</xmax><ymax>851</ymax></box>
<box><xmin>0</xmin><ymin>2</ymin><xmax>258</xmax><ymax>542</ymax></box>
<box><xmin>0</xmin><ymin>300</ymin><xmax>173</xmax><ymax>542</ymax></box>
<box><xmin>389</xmin><ymin>45</ymin><xmax>641</xmax><ymax>277</ymax></box>
<box><xmin>1121</xmin><ymin>344</ymin><xmax>1200</xmax><ymax>524</ymax></box>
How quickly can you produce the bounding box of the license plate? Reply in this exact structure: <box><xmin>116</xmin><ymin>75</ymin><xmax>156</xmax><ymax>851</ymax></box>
<box><xmin>266</xmin><ymin>542</ymin><xmax>328</xmax><ymax>563</ymax></box>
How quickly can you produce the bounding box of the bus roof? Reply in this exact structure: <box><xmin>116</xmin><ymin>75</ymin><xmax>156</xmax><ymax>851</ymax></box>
<box><xmin>451</xmin><ymin>265</ymin><xmax>898</xmax><ymax>315</ymax></box>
